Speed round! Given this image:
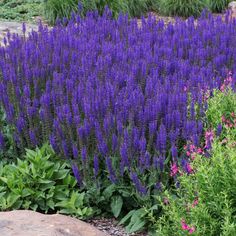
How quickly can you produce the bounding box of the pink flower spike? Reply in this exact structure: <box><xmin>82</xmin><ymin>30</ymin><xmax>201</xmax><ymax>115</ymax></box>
<box><xmin>189</xmin><ymin>226</ymin><xmax>196</xmax><ymax>234</ymax></box>
<box><xmin>186</xmin><ymin>151</ymin><xmax>191</xmax><ymax>156</ymax></box>
<box><xmin>222</xmin><ymin>116</ymin><xmax>226</xmax><ymax>122</ymax></box>
<box><xmin>186</xmin><ymin>163</ymin><xmax>193</xmax><ymax>174</ymax></box>
<box><xmin>163</xmin><ymin>197</ymin><xmax>169</xmax><ymax>205</ymax></box>
<box><xmin>192</xmin><ymin>198</ymin><xmax>198</xmax><ymax>208</ymax></box>
<box><xmin>197</xmin><ymin>148</ymin><xmax>203</xmax><ymax>154</ymax></box>
<box><xmin>181</xmin><ymin>219</ymin><xmax>190</xmax><ymax>230</ymax></box>
<box><xmin>170</xmin><ymin>162</ymin><xmax>179</xmax><ymax>177</ymax></box>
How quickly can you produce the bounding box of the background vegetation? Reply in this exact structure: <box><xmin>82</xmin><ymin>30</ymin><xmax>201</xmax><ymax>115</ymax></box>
<box><xmin>0</xmin><ymin>0</ymin><xmax>233</xmax><ymax>24</ymax></box>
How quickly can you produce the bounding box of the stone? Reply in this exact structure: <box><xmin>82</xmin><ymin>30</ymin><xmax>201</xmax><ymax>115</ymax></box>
<box><xmin>228</xmin><ymin>1</ymin><xmax>236</xmax><ymax>10</ymax></box>
<box><xmin>0</xmin><ymin>210</ymin><xmax>110</xmax><ymax>236</ymax></box>
<box><xmin>0</xmin><ymin>21</ymin><xmax>38</xmax><ymax>46</ymax></box>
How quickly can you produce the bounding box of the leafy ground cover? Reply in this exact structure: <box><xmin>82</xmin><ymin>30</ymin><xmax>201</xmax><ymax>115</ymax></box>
<box><xmin>0</xmin><ymin>0</ymin><xmax>44</xmax><ymax>22</ymax></box>
<box><xmin>0</xmin><ymin>8</ymin><xmax>236</xmax><ymax>235</ymax></box>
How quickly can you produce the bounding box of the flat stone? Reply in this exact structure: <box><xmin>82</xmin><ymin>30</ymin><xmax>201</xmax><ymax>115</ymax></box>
<box><xmin>0</xmin><ymin>210</ymin><xmax>110</xmax><ymax>236</ymax></box>
<box><xmin>229</xmin><ymin>1</ymin><xmax>236</xmax><ymax>10</ymax></box>
<box><xmin>0</xmin><ymin>21</ymin><xmax>38</xmax><ymax>46</ymax></box>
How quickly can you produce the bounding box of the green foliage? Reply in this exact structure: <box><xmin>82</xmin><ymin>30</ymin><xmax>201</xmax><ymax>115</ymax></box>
<box><xmin>0</xmin><ymin>144</ymin><xmax>93</xmax><ymax>219</ymax></box>
<box><xmin>127</xmin><ymin>0</ymin><xmax>149</xmax><ymax>18</ymax></box>
<box><xmin>83</xmin><ymin>181</ymin><xmax>160</xmax><ymax>234</ymax></box>
<box><xmin>153</xmin><ymin>130</ymin><xmax>236</xmax><ymax>235</ymax></box>
<box><xmin>158</xmin><ymin>0</ymin><xmax>208</xmax><ymax>17</ymax></box>
<box><xmin>44</xmin><ymin>0</ymin><xmax>78</xmax><ymax>24</ymax></box>
<box><xmin>43</xmin><ymin>0</ymin><xmax>160</xmax><ymax>25</ymax></box>
<box><xmin>0</xmin><ymin>0</ymin><xmax>43</xmax><ymax>22</ymax></box>
<box><xmin>206</xmin><ymin>88</ymin><xmax>236</xmax><ymax>130</ymax></box>
<box><xmin>0</xmin><ymin>107</ymin><xmax>16</xmax><ymax>161</ymax></box>
<box><xmin>207</xmin><ymin>0</ymin><xmax>231</xmax><ymax>13</ymax></box>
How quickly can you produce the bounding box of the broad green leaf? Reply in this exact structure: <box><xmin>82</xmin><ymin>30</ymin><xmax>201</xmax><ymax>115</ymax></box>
<box><xmin>111</xmin><ymin>195</ymin><xmax>123</xmax><ymax>218</ymax></box>
<box><xmin>126</xmin><ymin>218</ymin><xmax>146</xmax><ymax>234</ymax></box>
<box><xmin>119</xmin><ymin>210</ymin><xmax>136</xmax><ymax>225</ymax></box>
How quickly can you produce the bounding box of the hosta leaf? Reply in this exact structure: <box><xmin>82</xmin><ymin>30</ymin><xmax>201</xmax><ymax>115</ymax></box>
<box><xmin>111</xmin><ymin>195</ymin><xmax>123</xmax><ymax>218</ymax></box>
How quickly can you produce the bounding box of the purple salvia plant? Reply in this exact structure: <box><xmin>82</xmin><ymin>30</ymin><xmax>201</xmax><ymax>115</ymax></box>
<box><xmin>0</xmin><ymin>11</ymin><xmax>236</xmax><ymax>193</ymax></box>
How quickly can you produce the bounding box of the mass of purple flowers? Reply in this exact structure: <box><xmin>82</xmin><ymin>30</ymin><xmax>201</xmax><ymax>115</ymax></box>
<box><xmin>0</xmin><ymin>10</ymin><xmax>236</xmax><ymax>193</ymax></box>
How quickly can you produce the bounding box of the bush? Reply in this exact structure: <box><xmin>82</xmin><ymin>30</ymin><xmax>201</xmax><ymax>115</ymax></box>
<box><xmin>206</xmin><ymin>87</ymin><xmax>236</xmax><ymax>131</ymax></box>
<box><xmin>207</xmin><ymin>0</ymin><xmax>231</xmax><ymax>13</ymax></box>
<box><xmin>154</xmin><ymin>128</ymin><xmax>236</xmax><ymax>235</ymax></box>
<box><xmin>0</xmin><ymin>144</ymin><xmax>93</xmax><ymax>218</ymax></box>
<box><xmin>127</xmin><ymin>0</ymin><xmax>149</xmax><ymax>17</ymax></box>
<box><xmin>44</xmin><ymin>0</ymin><xmax>79</xmax><ymax>24</ymax></box>
<box><xmin>1</xmin><ymin>13</ymin><xmax>236</xmax><ymax>196</ymax></box>
<box><xmin>158</xmin><ymin>0</ymin><xmax>208</xmax><ymax>17</ymax></box>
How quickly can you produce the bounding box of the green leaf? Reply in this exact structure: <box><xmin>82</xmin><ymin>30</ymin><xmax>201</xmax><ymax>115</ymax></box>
<box><xmin>119</xmin><ymin>210</ymin><xmax>136</xmax><ymax>225</ymax></box>
<box><xmin>126</xmin><ymin>218</ymin><xmax>146</xmax><ymax>234</ymax></box>
<box><xmin>111</xmin><ymin>195</ymin><xmax>123</xmax><ymax>218</ymax></box>
<box><xmin>103</xmin><ymin>184</ymin><xmax>116</xmax><ymax>199</ymax></box>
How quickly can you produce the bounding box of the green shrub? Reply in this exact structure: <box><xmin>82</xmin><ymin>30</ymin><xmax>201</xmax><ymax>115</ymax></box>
<box><xmin>206</xmin><ymin>88</ymin><xmax>236</xmax><ymax>131</ymax></box>
<box><xmin>0</xmin><ymin>144</ymin><xmax>93</xmax><ymax>219</ymax></box>
<box><xmin>0</xmin><ymin>0</ymin><xmax>43</xmax><ymax>22</ymax></box>
<box><xmin>127</xmin><ymin>0</ymin><xmax>149</xmax><ymax>17</ymax></box>
<box><xmin>153</xmin><ymin>128</ymin><xmax>236</xmax><ymax>235</ymax></box>
<box><xmin>95</xmin><ymin>0</ymin><xmax>129</xmax><ymax>18</ymax></box>
<box><xmin>158</xmin><ymin>0</ymin><xmax>208</xmax><ymax>17</ymax></box>
<box><xmin>207</xmin><ymin>0</ymin><xmax>231</xmax><ymax>13</ymax></box>
<box><xmin>44</xmin><ymin>0</ymin><xmax>78</xmax><ymax>24</ymax></box>
<box><xmin>147</xmin><ymin>0</ymin><xmax>160</xmax><ymax>12</ymax></box>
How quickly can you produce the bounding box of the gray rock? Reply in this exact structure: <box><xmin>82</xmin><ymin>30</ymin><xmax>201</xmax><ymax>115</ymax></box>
<box><xmin>229</xmin><ymin>1</ymin><xmax>236</xmax><ymax>10</ymax></box>
<box><xmin>0</xmin><ymin>21</ymin><xmax>38</xmax><ymax>46</ymax></box>
<box><xmin>0</xmin><ymin>210</ymin><xmax>109</xmax><ymax>236</ymax></box>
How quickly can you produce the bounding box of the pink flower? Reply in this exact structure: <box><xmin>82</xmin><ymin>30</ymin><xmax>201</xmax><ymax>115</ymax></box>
<box><xmin>189</xmin><ymin>226</ymin><xmax>196</xmax><ymax>234</ymax></box>
<box><xmin>204</xmin><ymin>130</ymin><xmax>214</xmax><ymax>149</ymax></box>
<box><xmin>197</xmin><ymin>148</ymin><xmax>203</xmax><ymax>154</ymax></box>
<box><xmin>186</xmin><ymin>151</ymin><xmax>191</xmax><ymax>156</ymax></box>
<box><xmin>222</xmin><ymin>116</ymin><xmax>226</xmax><ymax>122</ymax></box>
<box><xmin>192</xmin><ymin>198</ymin><xmax>198</xmax><ymax>208</ymax></box>
<box><xmin>186</xmin><ymin>163</ymin><xmax>193</xmax><ymax>174</ymax></box>
<box><xmin>163</xmin><ymin>197</ymin><xmax>169</xmax><ymax>205</ymax></box>
<box><xmin>170</xmin><ymin>162</ymin><xmax>179</xmax><ymax>177</ymax></box>
<box><xmin>181</xmin><ymin>219</ymin><xmax>196</xmax><ymax>234</ymax></box>
<box><xmin>181</xmin><ymin>219</ymin><xmax>190</xmax><ymax>230</ymax></box>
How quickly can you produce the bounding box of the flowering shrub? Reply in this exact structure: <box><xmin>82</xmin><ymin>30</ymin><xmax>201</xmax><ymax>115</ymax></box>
<box><xmin>153</xmin><ymin>89</ymin><xmax>236</xmax><ymax>235</ymax></box>
<box><xmin>0</xmin><ymin>11</ymin><xmax>236</xmax><ymax>194</ymax></box>
<box><xmin>154</xmin><ymin>128</ymin><xmax>236</xmax><ymax>235</ymax></box>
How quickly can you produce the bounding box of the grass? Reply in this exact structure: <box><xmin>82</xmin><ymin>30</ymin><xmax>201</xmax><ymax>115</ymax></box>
<box><xmin>0</xmin><ymin>0</ymin><xmax>44</xmax><ymax>22</ymax></box>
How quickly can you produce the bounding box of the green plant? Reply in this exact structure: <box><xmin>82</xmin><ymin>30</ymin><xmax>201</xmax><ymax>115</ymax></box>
<box><xmin>207</xmin><ymin>0</ymin><xmax>231</xmax><ymax>13</ymax></box>
<box><xmin>153</xmin><ymin>129</ymin><xmax>236</xmax><ymax>235</ymax></box>
<box><xmin>127</xmin><ymin>0</ymin><xmax>149</xmax><ymax>17</ymax></box>
<box><xmin>0</xmin><ymin>107</ymin><xmax>16</xmax><ymax>161</ymax></box>
<box><xmin>158</xmin><ymin>0</ymin><xmax>208</xmax><ymax>17</ymax></box>
<box><xmin>0</xmin><ymin>0</ymin><xmax>43</xmax><ymax>22</ymax></box>
<box><xmin>206</xmin><ymin>88</ymin><xmax>236</xmax><ymax>131</ymax></box>
<box><xmin>44</xmin><ymin>0</ymin><xmax>78</xmax><ymax>24</ymax></box>
<box><xmin>0</xmin><ymin>144</ymin><xmax>93</xmax><ymax>219</ymax></box>
<box><xmin>89</xmin><ymin>0</ymin><xmax>129</xmax><ymax>18</ymax></box>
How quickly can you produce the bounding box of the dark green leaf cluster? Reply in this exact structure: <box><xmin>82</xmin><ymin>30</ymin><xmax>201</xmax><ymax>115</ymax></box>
<box><xmin>0</xmin><ymin>144</ymin><xmax>93</xmax><ymax>219</ymax></box>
